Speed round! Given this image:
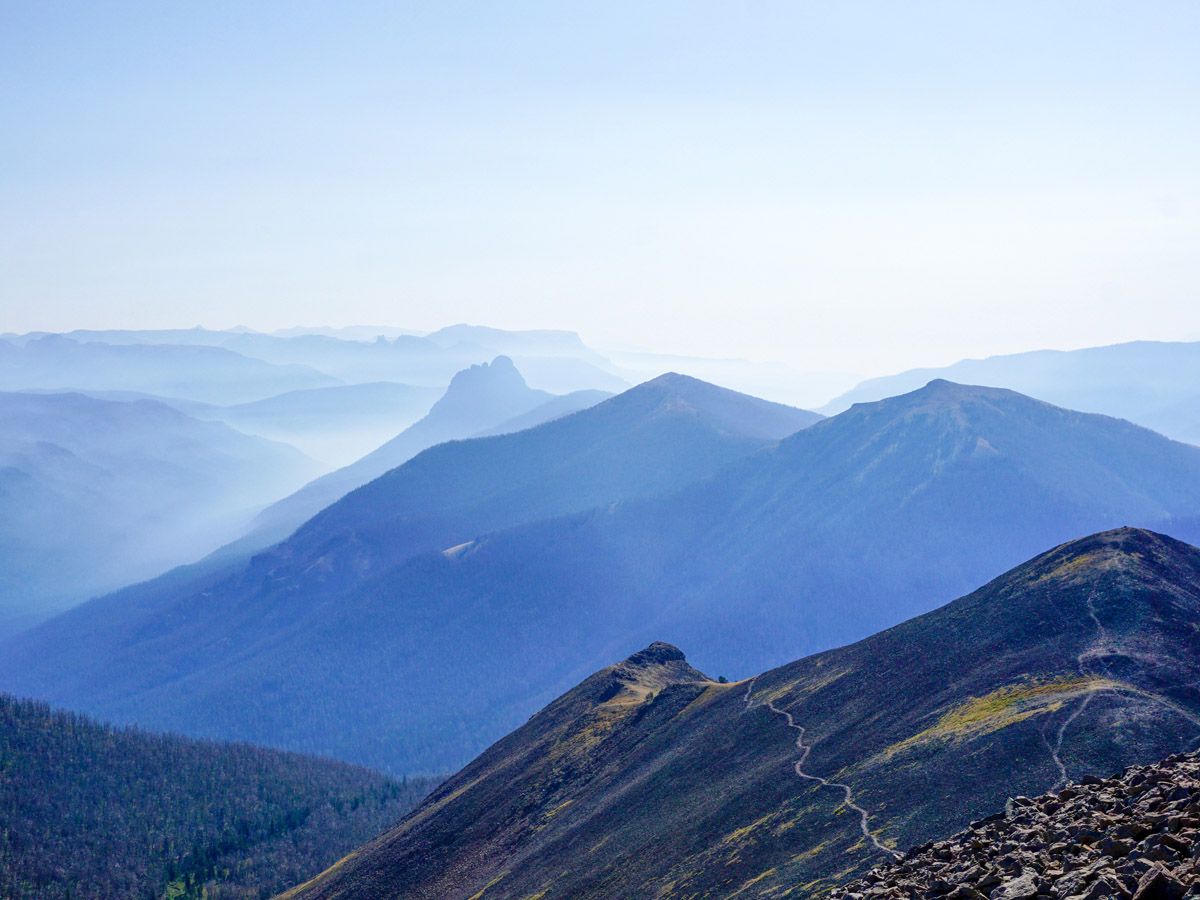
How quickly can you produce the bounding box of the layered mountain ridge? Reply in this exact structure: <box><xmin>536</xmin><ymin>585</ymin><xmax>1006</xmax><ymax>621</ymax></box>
<box><xmin>239</xmin><ymin>355</ymin><xmax>557</xmax><ymax>549</ymax></box>
<box><xmin>286</xmin><ymin>528</ymin><xmax>1200</xmax><ymax>899</ymax></box>
<box><xmin>0</xmin><ymin>372</ymin><xmax>819</xmax><ymax>773</ymax></box>
<box><xmin>823</xmin><ymin>340</ymin><xmax>1200</xmax><ymax>448</ymax></box>
<box><xmin>400</xmin><ymin>377</ymin><xmax>1200</xmax><ymax>677</ymax></box>
<box><xmin>271</xmin><ymin>371</ymin><xmax>818</xmax><ymax>586</ymax></box>
<box><xmin>5</xmin><ymin>380</ymin><xmax>1200</xmax><ymax>777</ymax></box>
<box><xmin>0</xmin><ymin>334</ymin><xmax>338</xmax><ymax>404</ymax></box>
<box><xmin>0</xmin><ymin>391</ymin><xmax>321</xmax><ymax>633</ymax></box>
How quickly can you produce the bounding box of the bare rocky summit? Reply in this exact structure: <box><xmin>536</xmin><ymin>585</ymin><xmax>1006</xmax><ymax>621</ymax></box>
<box><xmin>834</xmin><ymin>751</ymin><xmax>1200</xmax><ymax>899</ymax></box>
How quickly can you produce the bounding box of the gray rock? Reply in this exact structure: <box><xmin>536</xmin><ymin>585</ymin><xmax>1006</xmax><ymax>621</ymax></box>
<box><xmin>831</xmin><ymin>754</ymin><xmax>1199</xmax><ymax>900</ymax></box>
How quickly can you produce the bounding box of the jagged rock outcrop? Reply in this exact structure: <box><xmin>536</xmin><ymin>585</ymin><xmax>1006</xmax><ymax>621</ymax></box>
<box><xmin>834</xmin><ymin>751</ymin><xmax>1200</xmax><ymax>899</ymax></box>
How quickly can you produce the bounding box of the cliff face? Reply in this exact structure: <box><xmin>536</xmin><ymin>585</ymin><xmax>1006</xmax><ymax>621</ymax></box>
<box><xmin>834</xmin><ymin>751</ymin><xmax>1200</xmax><ymax>899</ymax></box>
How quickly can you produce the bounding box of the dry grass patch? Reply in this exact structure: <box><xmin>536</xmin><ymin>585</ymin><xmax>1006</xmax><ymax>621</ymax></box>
<box><xmin>883</xmin><ymin>675</ymin><xmax>1124</xmax><ymax>758</ymax></box>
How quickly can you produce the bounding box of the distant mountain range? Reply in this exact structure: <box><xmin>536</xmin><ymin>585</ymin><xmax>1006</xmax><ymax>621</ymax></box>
<box><xmin>4</xmin><ymin>325</ymin><xmax>630</xmax><ymax>395</ymax></box>
<box><xmin>285</xmin><ymin>528</ymin><xmax>1200</xmax><ymax>899</ymax></box>
<box><xmin>239</xmin><ymin>356</ymin><xmax>600</xmax><ymax>550</ymax></box>
<box><xmin>6</xmin><ymin>326</ymin><xmax>1200</xmax><ymax>897</ymax></box>
<box><xmin>0</xmin><ymin>374</ymin><xmax>820</xmax><ymax>773</ymax></box>
<box><xmin>424</xmin><ymin>324</ymin><xmax>601</xmax><ymax>356</ymax></box>
<box><xmin>0</xmin><ymin>391</ymin><xmax>321</xmax><ymax>635</ymax></box>
<box><xmin>12</xmin><ymin>329</ymin><xmax>1200</xmax><ymax>438</ymax></box>
<box><xmin>823</xmin><ymin>340</ymin><xmax>1200</xmax><ymax>446</ymax></box>
<box><xmin>18</xmin><ymin>381</ymin><xmax>444</xmax><ymax>470</ymax></box>
<box><xmin>0</xmin><ymin>693</ymin><xmax>436</xmax><ymax>899</ymax></box>
<box><xmin>423</xmin><ymin>325</ymin><xmax>629</xmax><ymax>393</ymax></box>
<box><xmin>263</xmin><ymin>372</ymin><xmax>817</xmax><ymax>588</ymax></box>
<box><xmin>159</xmin><ymin>376</ymin><xmax>1200</xmax><ymax>775</ymax></box>
<box><xmin>184</xmin><ymin>381</ymin><xmax>443</xmax><ymax>466</ymax></box>
<box><xmin>0</xmin><ymin>349</ymin><xmax>613</xmax><ymax>635</ymax></box>
<box><xmin>0</xmin><ymin>334</ymin><xmax>338</xmax><ymax>404</ymax></box>
<box><xmin>7</xmin><ymin>377</ymin><xmax>1200</xmax><ymax>782</ymax></box>
<box><xmin>622</xmin><ymin>378</ymin><xmax>1200</xmax><ymax>670</ymax></box>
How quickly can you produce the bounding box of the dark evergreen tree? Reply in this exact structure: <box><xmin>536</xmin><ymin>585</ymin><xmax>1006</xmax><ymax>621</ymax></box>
<box><xmin>0</xmin><ymin>694</ymin><xmax>438</xmax><ymax>899</ymax></box>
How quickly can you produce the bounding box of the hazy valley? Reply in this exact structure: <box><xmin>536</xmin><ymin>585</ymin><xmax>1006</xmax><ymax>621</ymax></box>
<box><xmin>2</xmin><ymin>323</ymin><xmax>1200</xmax><ymax>898</ymax></box>
<box><xmin>9</xmin><ymin>5</ymin><xmax>1200</xmax><ymax>894</ymax></box>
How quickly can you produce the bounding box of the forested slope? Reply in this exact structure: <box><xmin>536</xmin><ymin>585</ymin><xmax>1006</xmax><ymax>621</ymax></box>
<box><xmin>0</xmin><ymin>695</ymin><xmax>436</xmax><ymax>899</ymax></box>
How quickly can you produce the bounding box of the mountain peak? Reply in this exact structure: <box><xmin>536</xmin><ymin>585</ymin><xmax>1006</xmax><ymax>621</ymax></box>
<box><xmin>606</xmin><ymin>373</ymin><xmax>821</xmax><ymax>439</ymax></box>
<box><xmin>421</xmin><ymin>355</ymin><xmax>547</xmax><ymax>425</ymax></box>
<box><xmin>915</xmin><ymin>378</ymin><xmax>1009</xmax><ymax>400</ymax></box>
<box><xmin>607</xmin><ymin>642</ymin><xmax>708</xmax><ymax>696</ymax></box>
<box><xmin>1018</xmin><ymin>527</ymin><xmax>1191</xmax><ymax>590</ymax></box>
<box><xmin>922</xmin><ymin>377</ymin><xmax>960</xmax><ymax>391</ymax></box>
<box><xmin>1084</xmin><ymin>525</ymin><xmax>1166</xmax><ymax>546</ymax></box>
<box><xmin>623</xmin><ymin>641</ymin><xmax>687</xmax><ymax>667</ymax></box>
<box><xmin>1047</xmin><ymin>525</ymin><xmax>1180</xmax><ymax>562</ymax></box>
<box><xmin>834</xmin><ymin>379</ymin><xmax>1018</xmax><ymax>419</ymax></box>
<box><xmin>434</xmin><ymin>356</ymin><xmax>535</xmax><ymax>409</ymax></box>
<box><xmin>641</xmin><ymin>371</ymin><xmax>706</xmax><ymax>389</ymax></box>
<box><xmin>448</xmin><ymin>354</ymin><xmax>522</xmax><ymax>384</ymax></box>
<box><xmin>621</xmin><ymin>372</ymin><xmax>722</xmax><ymax>403</ymax></box>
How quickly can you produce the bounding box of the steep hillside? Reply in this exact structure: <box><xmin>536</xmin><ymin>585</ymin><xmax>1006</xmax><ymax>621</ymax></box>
<box><xmin>245</xmin><ymin>377</ymin><xmax>1200</xmax><ymax>710</ymax></box>
<box><xmin>270</xmin><ymin>372</ymin><xmax>818</xmax><ymax>586</ymax></box>
<box><xmin>0</xmin><ymin>694</ymin><xmax>436</xmax><ymax>900</ymax></box>
<box><xmin>643</xmin><ymin>379</ymin><xmax>1200</xmax><ymax>670</ymax></box>
<box><xmin>475</xmin><ymin>388</ymin><xmax>612</xmax><ymax>436</ymax></box>
<box><xmin>822</xmin><ymin>340</ymin><xmax>1200</xmax><ymax>445</ymax></box>
<box><xmin>287</xmin><ymin>529</ymin><xmax>1200</xmax><ymax>899</ymax></box>
<box><xmin>833</xmin><ymin>751</ymin><xmax>1200</xmax><ymax>898</ymax></box>
<box><xmin>242</xmin><ymin>356</ymin><xmax>552</xmax><ymax>547</ymax></box>
<box><xmin>0</xmin><ymin>391</ymin><xmax>321</xmax><ymax>633</ymax></box>
<box><xmin>0</xmin><ymin>375</ymin><xmax>817</xmax><ymax>773</ymax></box>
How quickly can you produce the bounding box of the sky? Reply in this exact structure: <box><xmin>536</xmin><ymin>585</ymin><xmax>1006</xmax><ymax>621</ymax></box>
<box><xmin>2</xmin><ymin>1</ymin><xmax>1198</xmax><ymax>376</ymax></box>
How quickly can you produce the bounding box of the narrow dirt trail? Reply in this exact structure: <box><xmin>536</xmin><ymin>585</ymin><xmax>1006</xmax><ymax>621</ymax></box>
<box><xmin>742</xmin><ymin>679</ymin><xmax>900</xmax><ymax>859</ymax></box>
<box><xmin>1044</xmin><ymin>692</ymin><xmax>1095</xmax><ymax>791</ymax></box>
<box><xmin>1042</xmin><ymin>589</ymin><xmax>1106</xmax><ymax>791</ymax></box>
<box><xmin>1043</xmin><ymin>588</ymin><xmax>1200</xmax><ymax>790</ymax></box>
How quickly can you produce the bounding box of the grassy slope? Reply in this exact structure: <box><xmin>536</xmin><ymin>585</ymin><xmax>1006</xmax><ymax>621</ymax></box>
<box><xmin>289</xmin><ymin>529</ymin><xmax>1200</xmax><ymax>899</ymax></box>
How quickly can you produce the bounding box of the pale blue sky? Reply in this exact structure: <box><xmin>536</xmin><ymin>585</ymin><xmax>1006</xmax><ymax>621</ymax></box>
<box><xmin>2</xmin><ymin>2</ymin><xmax>1198</xmax><ymax>373</ymax></box>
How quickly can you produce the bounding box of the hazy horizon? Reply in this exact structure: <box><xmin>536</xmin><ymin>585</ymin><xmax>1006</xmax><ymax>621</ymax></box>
<box><xmin>7</xmin><ymin>5</ymin><xmax>1200</xmax><ymax>898</ymax></box>
<box><xmin>6</xmin><ymin>319</ymin><xmax>1200</xmax><ymax>383</ymax></box>
<box><xmin>5</xmin><ymin>2</ymin><xmax>1199</xmax><ymax>373</ymax></box>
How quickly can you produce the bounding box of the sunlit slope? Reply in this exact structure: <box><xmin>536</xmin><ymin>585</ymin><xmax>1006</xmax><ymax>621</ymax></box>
<box><xmin>288</xmin><ymin>529</ymin><xmax>1200</xmax><ymax>899</ymax></box>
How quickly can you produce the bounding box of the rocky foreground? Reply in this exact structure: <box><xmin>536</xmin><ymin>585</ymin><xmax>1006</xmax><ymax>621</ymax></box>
<box><xmin>834</xmin><ymin>751</ymin><xmax>1200</xmax><ymax>899</ymax></box>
